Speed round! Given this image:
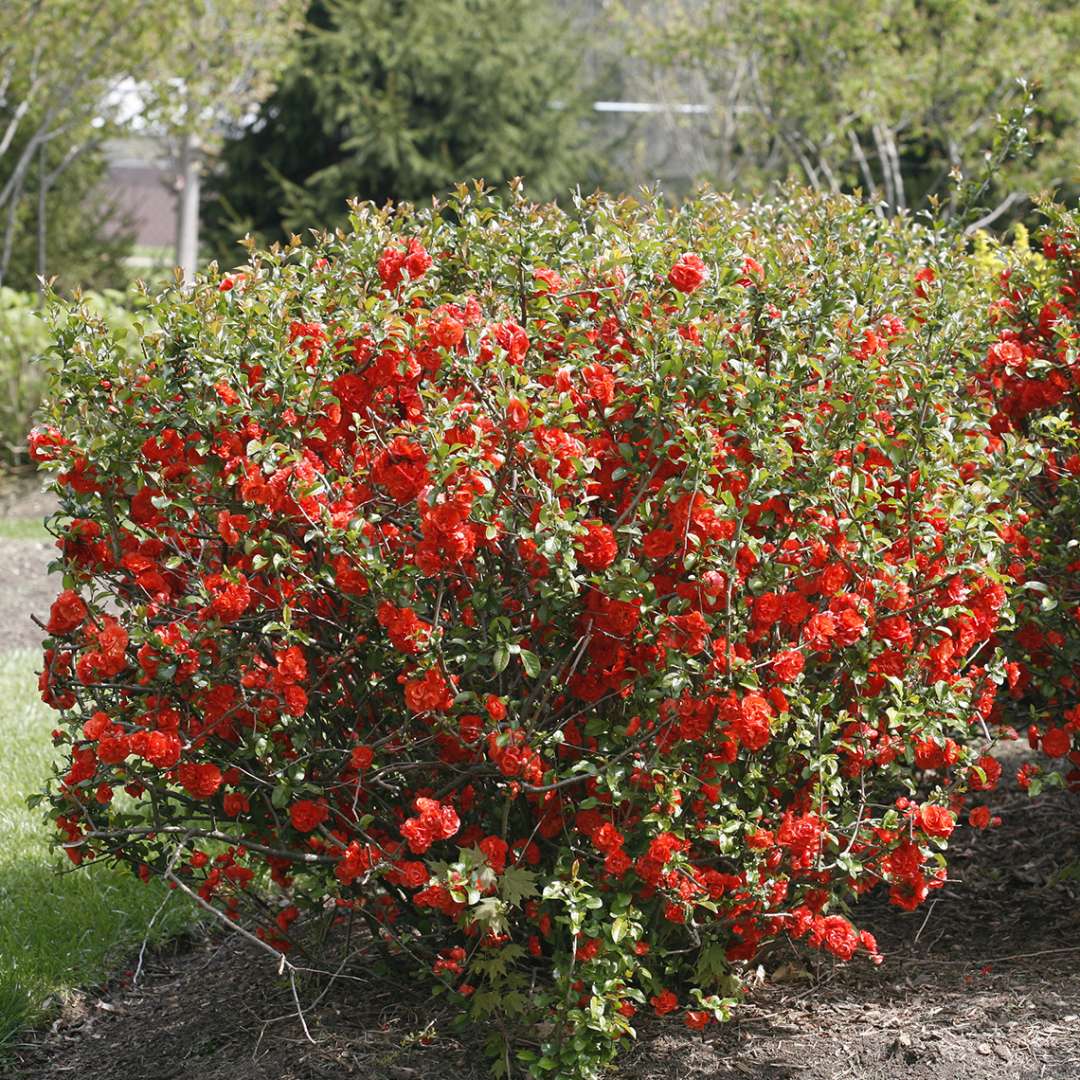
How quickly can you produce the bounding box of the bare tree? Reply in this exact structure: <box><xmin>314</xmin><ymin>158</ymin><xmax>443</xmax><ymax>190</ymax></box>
<box><xmin>0</xmin><ymin>0</ymin><xmax>300</xmax><ymax>287</ymax></box>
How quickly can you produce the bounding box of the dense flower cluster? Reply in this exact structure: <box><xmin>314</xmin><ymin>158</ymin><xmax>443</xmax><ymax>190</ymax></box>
<box><xmin>977</xmin><ymin>214</ymin><xmax>1080</xmax><ymax>793</ymax></box>
<box><xmin>35</xmin><ymin>188</ymin><xmax>1021</xmax><ymax>1078</ymax></box>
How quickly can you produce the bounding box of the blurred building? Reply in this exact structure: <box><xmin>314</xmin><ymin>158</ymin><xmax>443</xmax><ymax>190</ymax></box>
<box><xmin>566</xmin><ymin>0</ymin><xmax>715</xmax><ymax>196</ymax></box>
<box><xmin>103</xmin><ymin>136</ymin><xmax>176</xmax><ymax>261</ymax></box>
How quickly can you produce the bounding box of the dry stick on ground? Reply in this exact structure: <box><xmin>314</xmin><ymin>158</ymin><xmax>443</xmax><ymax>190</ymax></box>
<box><xmin>132</xmin><ymin>839</ymin><xmax>190</xmax><ymax>985</ymax></box>
<box><xmin>163</xmin><ymin>866</ymin><xmax>320</xmax><ymax>1044</ymax></box>
<box><xmin>904</xmin><ymin>945</ymin><xmax>1080</xmax><ymax>968</ymax></box>
<box><xmin>913</xmin><ymin>899</ymin><xmax>938</xmax><ymax>946</ymax></box>
<box><xmin>164</xmin><ymin>867</ymin><xmax>290</xmax><ymax>968</ymax></box>
<box><xmin>288</xmin><ymin>970</ymin><xmax>316</xmax><ymax>1045</ymax></box>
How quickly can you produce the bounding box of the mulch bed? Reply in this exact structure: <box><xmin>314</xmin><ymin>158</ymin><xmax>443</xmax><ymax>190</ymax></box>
<box><xmin>8</xmin><ymin>785</ymin><xmax>1079</xmax><ymax>1080</ymax></box>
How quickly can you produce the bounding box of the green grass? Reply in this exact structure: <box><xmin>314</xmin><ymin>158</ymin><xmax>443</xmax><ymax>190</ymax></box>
<box><xmin>0</xmin><ymin>650</ymin><xmax>194</xmax><ymax>1048</ymax></box>
<box><xmin>0</xmin><ymin>517</ymin><xmax>49</xmax><ymax>542</ymax></box>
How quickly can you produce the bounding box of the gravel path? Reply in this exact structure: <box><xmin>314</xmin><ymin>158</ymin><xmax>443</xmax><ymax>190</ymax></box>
<box><xmin>0</xmin><ymin>476</ymin><xmax>57</xmax><ymax>652</ymax></box>
<box><xmin>1</xmin><ymin>533</ymin><xmax>56</xmax><ymax>651</ymax></box>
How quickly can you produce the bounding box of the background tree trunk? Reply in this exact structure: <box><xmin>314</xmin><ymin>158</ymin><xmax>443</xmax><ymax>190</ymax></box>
<box><xmin>36</xmin><ymin>139</ymin><xmax>46</xmax><ymax>286</ymax></box>
<box><xmin>175</xmin><ymin>133</ymin><xmax>200</xmax><ymax>286</ymax></box>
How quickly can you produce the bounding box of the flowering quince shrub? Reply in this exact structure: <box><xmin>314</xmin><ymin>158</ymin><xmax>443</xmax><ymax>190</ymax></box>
<box><xmin>33</xmin><ymin>185</ymin><xmax>1018</xmax><ymax>1078</ymax></box>
<box><xmin>977</xmin><ymin>207</ymin><xmax>1080</xmax><ymax>793</ymax></box>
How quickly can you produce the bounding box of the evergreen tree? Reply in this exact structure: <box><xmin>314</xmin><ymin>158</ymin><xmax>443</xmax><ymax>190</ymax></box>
<box><xmin>204</xmin><ymin>0</ymin><xmax>599</xmax><ymax>260</ymax></box>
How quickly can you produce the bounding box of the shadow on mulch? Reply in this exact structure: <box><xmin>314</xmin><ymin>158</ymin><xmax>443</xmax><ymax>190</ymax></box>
<box><xmin>9</xmin><ymin>783</ymin><xmax>1079</xmax><ymax>1080</ymax></box>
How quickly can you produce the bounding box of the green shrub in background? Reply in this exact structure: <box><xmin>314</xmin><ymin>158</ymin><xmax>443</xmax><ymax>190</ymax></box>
<box><xmin>0</xmin><ymin>289</ymin><xmax>50</xmax><ymax>466</ymax></box>
<box><xmin>0</xmin><ymin>288</ymin><xmax>144</xmax><ymax>467</ymax></box>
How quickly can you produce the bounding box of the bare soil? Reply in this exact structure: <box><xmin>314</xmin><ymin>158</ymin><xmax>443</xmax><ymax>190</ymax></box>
<box><xmin>3</xmin><ymin>472</ymin><xmax>1079</xmax><ymax>1080</ymax></box>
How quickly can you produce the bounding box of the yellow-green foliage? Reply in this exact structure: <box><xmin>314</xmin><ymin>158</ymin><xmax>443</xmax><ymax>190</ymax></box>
<box><xmin>970</xmin><ymin>223</ymin><xmax>1054</xmax><ymax>292</ymax></box>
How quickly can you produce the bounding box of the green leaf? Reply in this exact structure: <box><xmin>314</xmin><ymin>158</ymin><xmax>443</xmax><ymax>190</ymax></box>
<box><xmin>500</xmin><ymin>867</ymin><xmax>539</xmax><ymax>907</ymax></box>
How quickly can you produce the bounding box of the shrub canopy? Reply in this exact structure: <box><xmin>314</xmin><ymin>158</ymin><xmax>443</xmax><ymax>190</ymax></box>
<box><xmin>975</xmin><ymin>213</ymin><xmax>1080</xmax><ymax>790</ymax></box>
<box><xmin>36</xmin><ymin>186</ymin><xmax>1033</xmax><ymax>1077</ymax></box>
